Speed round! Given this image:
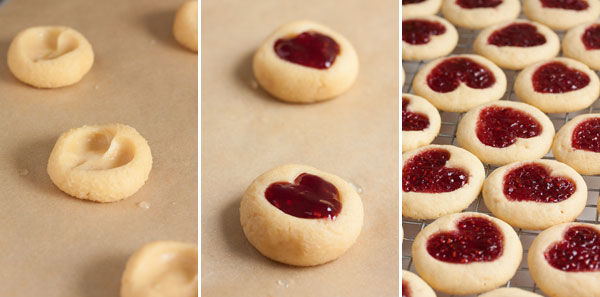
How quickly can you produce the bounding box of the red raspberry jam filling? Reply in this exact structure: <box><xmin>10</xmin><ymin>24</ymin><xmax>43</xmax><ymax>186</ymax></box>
<box><xmin>402</xmin><ymin>148</ymin><xmax>468</xmax><ymax>193</ymax></box>
<box><xmin>572</xmin><ymin>117</ymin><xmax>600</xmax><ymax>152</ymax></box>
<box><xmin>541</xmin><ymin>0</ymin><xmax>589</xmax><ymax>10</ymax></box>
<box><xmin>488</xmin><ymin>23</ymin><xmax>546</xmax><ymax>47</ymax></box>
<box><xmin>582</xmin><ymin>24</ymin><xmax>600</xmax><ymax>50</ymax></box>
<box><xmin>427</xmin><ymin>57</ymin><xmax>496</xmax><ymax>93</ymax></box>
<box><xmin>427</xmin><ymin>216</ymin><xmax>504</xmax><ymax>263</ymax></box>
<box><xmin>402</xmin><ymin>20</ymin><xmax>446</xmax><ymax>45</ymax></box>
<box><xmin>456</xmin><ymin>0</ymin><xmax>503</xmax><ymax>8</ymax></box>
<box><xmin>532</xmin><ymin>62</ymin><xmax>590</xmax><ymax>93</ymax></box>
<box><xmin>274</xmin><ymin>31</ymin><xmax>340</xmax><ymax>69</ymax></box>
<box><xmin>476</xmin><ymin>106</ymin><xmax>542</xmax><ymax>148</ymax></box>
<box><xmin>503</xmin><ymin>163</ymin><xmax>576</xmax><ymax>202</ymax></box>
<box><xmin>402</xmin><ymin>97</ymin><xmax>430</xmax><ymax>131</ymax></box>
<box><xmin>545</xmin><ymin>226</ymin><xmax>600</xmax><ymax>271</ymax></box>
<box><xmin>402</xmin><ymin>281</ymin><xmax>411</xmax><ymax>297</ymax></box>
<box><xmin>265</xmin><ymin>173</ymin><xmax>341</xmax><ymax>219</ymax></box>
<box><xmin>403</xmin><ymin>0</ymin><xmax>426</xmax><ymax>4</ymax></box>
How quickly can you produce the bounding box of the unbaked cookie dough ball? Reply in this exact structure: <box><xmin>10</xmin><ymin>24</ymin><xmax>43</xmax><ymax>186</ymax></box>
<box><xmin>173</xmin><ymin>0</ymin><xmax>198</xmax><ymax>52</ymax></box>
<box><xmin>240</xmin><ymin>164</ymin><xmax>363</xmax><ymax>266</ymax></box>
<box><xmin>7</xmin><ymin>26</ymin><xmax>94</xmax><ymax>88</ymax></box>
<box><xmin>253</xmin><ymin>21</ymin><xmax>359</xmax><ymax>103</ymax></box>
<box><xmin>47</xmin><ymin>123</ymin><xmax>153</xmax><ymax>202</ymax></box>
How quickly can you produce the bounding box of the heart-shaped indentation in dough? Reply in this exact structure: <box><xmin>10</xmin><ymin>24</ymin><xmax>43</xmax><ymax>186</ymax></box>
<box><xmin>402</xmin><ymin>97</ymin><xmax>430</xmax><ymax>131</ymax></box>
<box><xmin>24</xmin><ymin>28</ymin><xmax>79</xmax><ymax>62</ymax></box>
<box><xmin>274</xmin><ymin>31</ymin><xmax>340</xmax><ymax>69</ymax></box>
<box><xmin>572</xmin><ymin>117</ymin><xmax>600</xmax><ymax>152</ymax></box>
<box><xmin>426</xmin><ymin>57</ymin><xmax>496</xmax><ymax>93</ymax></box>
<box><xmin>541</xmin><ymin>0</ymin><xmax>589</xmax><ymax>10</ymax></box>
<box><xmin>532</xmin><ymin>62</ymin><xmax>590</xmax><ymax>93</ymax></box>
<box><xmin>67</xmin><ymin>131</ymin><xmax>135</xmax><ymax>171</ymax></box>
<box><xmin>476</xmin><ymin>106</ymin><xmax>542</xmax><ymax>148</ymax></box>
<box><xmin>503</xmin><ymin>163</ymin><xmax>575</xmax><ymax>202</ymax></box>
<box><xmin>488</xmin><ymin>23</ymin><xmax>546</xmax><ymax>47</ymax></box>
<box><xmin>402</xmin><ymin>148</ymin><xmax>468</xmax><ymax>193</ymax></box>
<box><xmin>402</xmin><ymin>19</ymin><xmax>446</xmax><ymax>45</ymax></box>
<box><xmin>545</xmin><ymin>225</ymin><xmax>600</xmax><ymax>271</ymax></box>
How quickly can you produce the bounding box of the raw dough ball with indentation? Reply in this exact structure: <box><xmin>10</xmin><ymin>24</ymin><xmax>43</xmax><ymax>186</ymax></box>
<box><xmin>173</xmin><ymin>1</ymin><xmax>198</xmax><ymax>52</ymax></box>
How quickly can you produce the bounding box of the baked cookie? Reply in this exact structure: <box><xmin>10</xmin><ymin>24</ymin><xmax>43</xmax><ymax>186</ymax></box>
<box><xmin>441</xmin><ymin>0</ymin><xmax>520</xmax><ymax>29</ymax></box>
<box><xmin>483</xmin><ymin>159</ymin><xmax>587</xmax><ymax>230</ymax></box>
<box><xmin>173</xmin><ymin>0</ymin><xmax>198</xmax><ymax>52</ymax></box>
<box><xmin>403</xmin><ymin>0</ymin><xmax>443</xmax><ymax>18</ymax></box>
<box><xmin>412</xmin><ymin>54</ymin><xmax>507</xmax><ymax>112</ymax></box>
<box><xmin>7</xmin><ymin>26</ymin><xmax>94</xmax><ymax>88</ymax></box>
<box><xmin>563</xmin><ymin>21</ymin><xmax>600</xmax><ymax>70</ymax></box>
<box><xmin>514</xmin><ymin>57</ymin><xmax>600</xmax><ymax>113</ymax></box>
<box><xmin>402</xmin><ymin>94</ymin><xmax>441</xmax><ymax>152</ymax></box>
<box><xmin>253</xmin><ymin>20</ymin><xmax>359</xmax><ymax>103</ymax></box>
<box><xmin>402</xmin><ymin>270</ymin><xmax>436</xmax><ymax>297</ymax></box>
<box><xmin>412</xmin><ymin>212</ymin><xmax>522</xmax><ymax>295</ymax></box>
<box><xmin>240</xmin><ymin>164</ymin><xmax>363</xmax><ymax>266</ymax></box>
<box><xmin>456</xmin><ymin>100</ymin><xmax>554</xmax><ymax>165</ymax></box>
<box><xmin>402</xmin><ymin>15</ymin><xmax>458</xmax><ymax>61</ymax></box>
<box><xmin>523</xmin><ymin>0</ymin><xmax>600</xmax><ymax>31</ymax></box>
<box><xmin>528</xmin><ymin>222</ymin><xmax>600</xmax><ymax>297</ymax></box>
<box><xmin>402</xmin><ymin>145</ymin><xmax>485</xmax><ymax>220</ymax></box>
<box><xmin>479</xmin><ymin>288</ymin><xmax>543</xmax><ymax>297</ymax></box>
<box><xmin>402</xmin><ymin>66</ymin><xmax>406</xmax><ymax>87</ymax></box>
<box><xmin>474</xmin><ymin>20</ymin><xmax>560</xmax><ymax>70</ymax></box>
<box><xmin>553</xmin><ymin>113</ymin><xmax>600</xmax><ymax>175</ymax></box>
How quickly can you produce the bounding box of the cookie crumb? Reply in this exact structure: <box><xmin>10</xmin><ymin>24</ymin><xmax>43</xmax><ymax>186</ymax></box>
<box><xmin>276</xmin><ymin>280</ymin><xmax>289</xmax><ymax>288</ymax></box>
<box><xmin>137</xmin><ymin>201</ymin><xmax>151</xmax><ymax>209</ymax></box>
<box><xmin>349</xmin><ymin>181</ymin><xmax>364</xmax><ymax>194</ymax></box>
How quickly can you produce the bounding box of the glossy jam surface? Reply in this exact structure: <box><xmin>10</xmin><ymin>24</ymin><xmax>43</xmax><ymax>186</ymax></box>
<box><xmin>503</xmin><ymin>164</ymin><xmax>576</xmax><ymax>203</ymax></box>
<box><xmin>274</xmin><ymin>32</ymin><xmax>340</xmax><ymax>69</ymax></box>
<box><xmin>582</xmin><ymin>24</ymin><xmax>600</xmax><ymax>50</ymax></box>
<box><xmin>540</xmin><ymin>0</ymin><xmax>589</xmax><ymax>10</ymax></box>
<box><xmin>427</xmin><ymin>57</ymin><xmax>496</xmax><ymax>93</ymax></box>
<box><xmin>403</xmin><ymin>0</ymin><xmax>426</xmax><ymax>4</ymax></box>
<box><xmin>402</xmin><ymin>97</ymin><xmax>430</xmax><ymax>131</ymax></box>
<box><xmin>402</xmin><ymin>281</ymin><xmax>411</xmax><ymax>297</ymax></box>
<box><xmin>572</xmin><ymin>118</ymin><xmax>600</xmax><ymax>152</ymax></box>
<box><xmin>456</xmin><ymin>0</ymin><xmax>503</xmax><ymax>8</ymax></box>
<box><xmin>545</xmin><ymin>226</ymin><xmax>600</xmax><ymax>271</ymax></box>
<box><xmin>265</xmin><ymin>173</ymin><xmax>341</xmax><ymax>219</ymax></box>
<box><xmin>488</xmin><ymin>23</ymin><xmax>546</xmax><ymax>47</ymax></box>
<box><xmin>402</xmin><ymin>148</ymin><xmax>468</xmax><ymax>193</ymax></box>
<box><xmin>427</xmin><ymin>217</ymin><xmax>504</xmax><ymax>263</ymax></box>
<box><xmin>402</xmin><ymin>20</ymin><xmax>446</xmax><ymax>45</ymax></box>
<box><xmin>476</xmin><ymin>106</ymin><xmax>542</xmax><ymax>148</ymax></box>
<box><xmin>532</xmin><ymin>62</ymin><xmax>590</xmax><ymax>93</ymax></box>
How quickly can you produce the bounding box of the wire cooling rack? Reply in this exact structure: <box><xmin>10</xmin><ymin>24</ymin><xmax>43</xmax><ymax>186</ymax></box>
<box><xmin>402</xmin><ymin>27</ymin><xmax>600</xmax><ymax>297</ymax></box>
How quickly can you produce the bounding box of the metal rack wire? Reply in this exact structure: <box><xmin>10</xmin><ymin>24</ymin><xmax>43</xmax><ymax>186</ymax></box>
<box><xmin>402</xmin><ymin>27</ymin><xmax>600</xmax><ymax>297</ymax></box>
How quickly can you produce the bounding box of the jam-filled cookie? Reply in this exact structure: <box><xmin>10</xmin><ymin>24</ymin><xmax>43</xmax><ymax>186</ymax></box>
<box><xmin>413</xmin><ymin>54</ymin><xmax>507</xmax><ymax>112</ymax></box>
<box><xmin>402</xmin><ymin>15</ymin><xmax>458</xmax><ymax>61</ymax></box>
<box><xmin>403</xmin><ymin>0</ymin><xmax>443</xmax><ymax>18</ymax></box>
<box><xmin>483</xmin><ymin>159</ymin><xmax>587</xmax><ymax>230</ymax></box>
<box><xmin>553</xmin><ymin>113</ymin><xmax>600</xmax><ymax>175</ymax></box>
<box><xmin>441</xmin><ymin>0</ymin><xmax>520</xmax><ymax>29</ymax></box>
<box><xmin>240</xmin><ymin>164</ymin><xmax>363</xmax><ymax>266</ymax></box>
<box><xmin>402</xmin><ymin>270</ymin><xmax>436</xmax><ymax>297</ymax></box>
<box><xmin>173</xmin><ymin>0</ymin><xmax>198</xmax><ymax>52</ymax></box>
<box><xmin>402</xmin><ymin>94</ymin><xmax>441</xmax><ymax>152</ymax></box>
<box><xmin>456</xmin><ymin>100</ymin><xmax>554</xmax><ymax>165</ymax></box>
<box><xmin>412</xmin><ymin>212</ymin><xmax>522</xmax><ymax>295</ymax></box>
<box><xmin>253</xmin><ymin>21</ymin><xmax>359</xmax><ymax>103</ymax></box>
<box><xmin>528</xmin><ymin>223</ymin><xmax>600</xmax><ymax>297</ymax></box>
<box><xmin>563</xmin><ymin>21</ymin><xmax>600</xmax><ymax>70</ymax></box>
<box><xmin>479</xmin><ymin>288</ymin><xmax>543</xmax><ymax>297</ymax></box>
<box><xmin>474</xmin><ymin>20</ymin><xmax>560</xmax><ymax>70</ymax></box>
<box><xmin>523</xmin><ymin>0</ymin><xmax>600</xmax><ymax>30</ymax></box>
<box><xmin>402</xmin><ymin>145</ymin><xmax>485</xmax><ymax>220</ymax></box>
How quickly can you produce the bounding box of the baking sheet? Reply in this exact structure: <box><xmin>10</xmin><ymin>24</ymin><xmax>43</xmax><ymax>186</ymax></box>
<box><xmin>0</xmin><ymin>1</ymin><xmax>198</xmax><ymax>296</ymax></box>
<box><xmin>201</xmin><ymin>0</ymin><xmax>399</xmax><ymax>296</ymax></box>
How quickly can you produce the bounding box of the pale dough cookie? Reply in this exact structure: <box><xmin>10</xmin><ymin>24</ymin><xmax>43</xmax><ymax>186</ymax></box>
<box><xmin>121</xmin><ymin>241</ymin><xmax>198</xmax><ymax>297</ymax></box>
<box><xmin>563</xmin><ymin>21</ymin><xmax>600</xmax><ymax>70</ymax></box>
<box><xmin>412</xmin><ymin>54</ymin><xmax>507</xmax><ymax>112</ymax></box>
<box><xmin>402</xmin><ymin>66</ymin><xmax>406</xmax><ymax>87</ymax></box>
<box><xmin>403</xmin><ymin>0</ymin><xmax>443</xmax><ymax>18</ymax></box>
<box><xmin>173</xmin><ymin>0</ymin><xmax>198</xmax><ymax>52</ymax></box>
<box><xmin>402</xmin><ymin>270</ymin><xmax>437</xmax><ymax>297</ymax></box>
<box><xmin>483</xmin><ymin>159</ymin><xmax>587</xmax><ymax>230</ymax></box>
<box><xmin>402</xmin><ymin>15</ymin><xmax>458</xmax><ymax>61</ymax></box>
<box><xmin>253</xmin><ymin>20</ymin><xmax>359</xmax><ymax>103</ymax></box>
<box><xmin>402</xmin><ymin>145</ymin><xmax>485</xmax><ymax>220</ymax></box>
<box><xmin>412</xmin><ymin>212</ymin><xmax>523</xmax><ymax>295</ymax></box>
<box><xmin>553</xmin><ymin>113</ymin><xmax>600</xmax><ymax>175</ymax></box>
<box><xmin>528</xmin><ymin>222</ymin><xmax>600</xmax><ymax>297</ymax></box>
<box><xmin>240</xmin><ymin>164</ymin><xmax>363</xmax><ymax>266</ymax></box>
<box><xmin>402</xmin><ymin>94</ymin><xmax>441</xmax><ymax>152</ymax></box>
<box><xmin>47</xmin><ymin>124</ymin><xmax>153</xmax><ymax>202</ymax></box>
<box><xmin>441</xmin><ymin>0</ymin><xmax>520</xmax><ymax>29</ymax></box>
<box><xmin>7</xmin><ymin>26</ymin><xmax>94</xmax><ymax>88</ymax></box>
<box><xmin>474</xmin><ymin>20</ymin><xmax>560</xmax><ymax>70</ymax></box>
<box><xmin>514</xmin><ymin>57</ymin><xmax>600</xmax><ymax>113</ymax></box>
<box><xmin>456</xmin><ymin>100</ymin><xmax>554</xmax><ymax>165</ymax></box>
<box><xmin>479</xmin><ymin>288</ymin><xmax>543</xmax><ymax>297</ymax></box>
<box><xmin>523</xmin><ymin>0</ymin><xmax>600</xmax><ymax>31</ymax></box>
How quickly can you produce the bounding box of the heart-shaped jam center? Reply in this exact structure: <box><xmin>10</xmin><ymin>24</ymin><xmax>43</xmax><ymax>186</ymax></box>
<box><xmin>541</xmin><ymin>0</ymin><xmax>589</xmax><ymax>10</ymax></box>
<box><xmin>488</xmin><ymin>23</ymin><xmax>546</xmax><ymax>47</ymax></box>
<box><xmin>572</xmin><ymin>117</ymin><xmax>600</xmax><ymax>152</ymax></box>
<box><xmin>402</xmin><ymin>281</ymin><xmax>411</xmax><ymax>297</ymax></box>
<box><xmin>545</xmin><ymin>226</ymin><xmax>600</xmax><ymax>271</ymax></box>
<box><xmin>402</xmin><ymin>97</ymin><xmax>430</xmax><ymax>131</ymax></box>
<box><xmin>265</xmin><ymin>173</ymin><xmax>341</xmax><ymax>219</ymax></box>
<box><xmin>427</xmin><ymin>217</ymin><xmax>504</xmax><ymax>263</ymax></box>
<box><xmin>402</xmin><ymin>20</ymin><xmax>446</xmax><ymax>45</ymax></box>
<box><xmin>532</xmin><ymin>62</ymin><xmax>590</xmax><ymax>93</ymax></box>
<box><xmin>583</xmin><ymin>24</ymin><xmax>600</xmax><ymax>50</ymax></box>
<box><xmin>456</xmin><ymin>0</ymin><xmax>502</xmax><ymax>8</ymax></box>
<box><xmin>427</xmin><ymin>57</ymin><xmax>496</xmax><ymax>93</ymax></box>
<box><xmin>476</xmin><ymin>106</ymin><xmax>542</xmax><ymax>148</ymax></box>
<box><xmin>274</xmin><ymin>31</ymin><xmax>340</xmax><ymax>69</ymax></box>
<box><xmin>403</xmin><ymin>0</ymin><xmax>426</xmax><ymax>4</ymax></box>
<box><xmin>503</xmin><ymin>164</ymin><xmax>576</xmax><ymax>202</ymax></box>
<box><xmin>402</xmin><ymin>148</ymin><xmax>468</xmax><ymax>193</ymax></box>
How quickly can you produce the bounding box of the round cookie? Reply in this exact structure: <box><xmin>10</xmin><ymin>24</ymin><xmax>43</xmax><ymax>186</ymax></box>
<box><xmin>403</xmin><ymin>0</ymin><xmax>442</xmax><ymax>18</ymax></box>
<box><xmin>402</xmin><ymin>270</ymin><xmax>437</xmax><ymax>297</ymax></box>
<box><xmin>402</xmin><ymin>94</ymin><xmax>441</xmax><ymax>152</ymax></box>
<box><xmin>239</xmin><ymin>164</ymin><xmax>363</xmax><ymax>266</ymax></box>
<box><xmin>474</xmin><ymin>20</ymin><xmax>560</xmax><ymax>70</ymax></box>
<box><xmin>412</xmin><ymin>54</ymin><xmax>507</xmax><ymax>112</ymax></box>
<box><xmin>441</xmin><ymin>0</ymin><xmax>520</xmax><ymax>29</ymax></box>
<box><xmin>563</xmin><ymin>21</ymin><xmax>600</xmax><ymax>70</ymax></box>
<box><xmin>173</xmin><ymin>0</ymin><xmax>198</xmax><ymax>52</ymax></box>
<box><xmin>553</xmin><ymin>113</ymin><xmax>600</xmax><ymax>175</ymax></box>
<box><xmin>483</xmin><ymin>159</ymin><xmax>587</xmax><ymax>230</ymax></box>
<box><xmin>523</xmin><ymin>0</ymin><xmax>600</xmax><ymax>31</ymax></box>
<box><xmin>7</xmin><ymin>26</ymin><xmax>94</xmax><ymax>88</ymax></box>
<box><xmin>253</xmin><ymin>20</ymin><xmax>359</xmax><ymax>103</ymax></box>
<box><xmin>412</xmin><ymin>212</ymin><xmax>523</xmax><ymax>295</ymax></box>
<box><xmin>528</xmin><ymin>222</ymin><xmax>600</xmax><ymax>297</ymax></box>
<box><xmin>479</xmin><ymin>288</ymin><xmax>544</xmax><ymax>297</ymax></box>
<box><xmin>456</xmin><ymin>100</ymin><xmax>554</xmax><ymax>165</ymax></box>
<box><xmin>402</xmin><ymin>145</ymin><xmax>485</xmax><ymax>220</ymax></box>
<box><xmin>402</xmin><ymin>15</ymin><xmax>458</xmax><ymax>61</ymax></box>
